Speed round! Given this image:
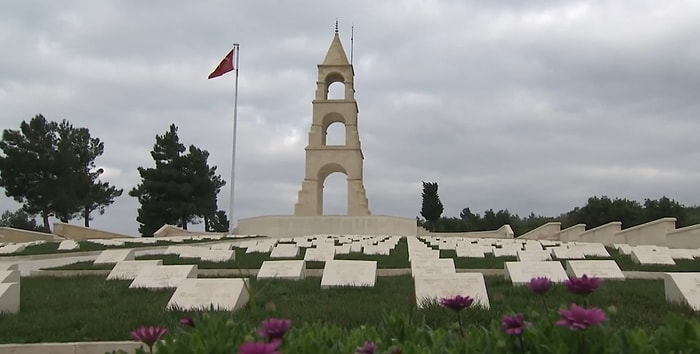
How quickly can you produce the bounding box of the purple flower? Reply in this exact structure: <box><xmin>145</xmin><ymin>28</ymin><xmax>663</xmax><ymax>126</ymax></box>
<box><xmin>356</xmin><ymin>341</ymin><xmax>376</xmax><ymax>354</ymax></box>
<box><xmin>527</xmin><ymin>277</ymin><xmax>553</xmax><ymax>294</ymax></box>
<box><xmin>130</xmin><ymin>326</ymin><xmax>167</xmax><ymax>352</ymax></box>
<box><xmin>440</xmin><ymin>295</ymin><xmax>474</xmax><ymax>312</ymax></box>
<box><xmin>564</xmin><ymin>275</ymin><xmax>602</xmax><ymax>295</ymax></box>
<box><xmin>179</xmin><ymin>317</ymin><xmax>195</xmax><ymax>328</ymax></box>
<box><xmin>501</xmin><ymin>313</ymin><xmax>532</xmax><ymax>336</ymax></box>
<box><xmin>238</xmin><ymin>340</ymin><xmax>281</xmax><ymax>354</ymax></box>
<box><xmin>556</xmin><ymin>303</ymin><xmax>607</xmax><ymax>330</ymax></box>
<box><xmin>257</xmin><ymin>318</ymin><xmax>291</xmax><ymax>341</ymax></box>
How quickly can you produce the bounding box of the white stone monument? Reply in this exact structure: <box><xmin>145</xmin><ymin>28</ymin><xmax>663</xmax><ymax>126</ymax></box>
<box><xmin>107</xmin><ymin>260</ymin><xmax>164</xmax><ymax>280</ymax></box>
<box><xmin>129</xmin><ymin>265</ymin><xmax>198</xmax><ymax>289</ymax></box>
<box><xmin>257</xmin><ymin>260</ymin><xmax>306</xmax><ymax>280</ymax></box>
<box><xmin>504</xmin><ymin>261</ymin><xmax>569</xmax><ymax>286</ymax></box>
<box><xmin>167</xmin><ymin>278</ymin><xmax>249</xmax><ymax>311</ymax></box>
<box><xmin>414</xmin><ymin>273</ymin><xmax>490</xmax><ymax>309</ymax></box>
<box><xmin>320</xmin><ymin>260</ymin><xmax>377</xmax><ymax>288</ymax></box>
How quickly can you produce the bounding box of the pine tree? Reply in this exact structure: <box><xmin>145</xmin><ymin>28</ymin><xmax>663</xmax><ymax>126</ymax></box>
<box><xmin>130</xmin><ymin>124</ymin><xmax>226</xmax><ymax>236</ymax></box>
<box><xmin>130</xmin><ymin>124</ymin><xmax>188</xmax><ymax>236</ymax></box>
<box><xmin>0</xmin><ymin>115</ymin><xmax>62</xmax><ymax>231</ymax></box>
<box><xmin>420</xmin><ymin>181</ymin><xmax>444</xmax><ymax>231</ymax></box>
<box><xmin>0</xmin><ymin>115</ymin><xmax>120</xmax><ymax>231</ymax></box>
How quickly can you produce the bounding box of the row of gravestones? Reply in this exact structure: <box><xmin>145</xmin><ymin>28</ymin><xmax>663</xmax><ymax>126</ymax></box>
<box><xmin>0</xmin><ymin>263</ymin><xmax>19</xmax><ymax>313</ymax></box>
<box><xmin>1</xmin><ymin>239</ymin><xmax>699</xmax><ymax>315</ymax></box>
<box><xmin>0</xmin><ymin>234</ymin><xmax>256</xmax><ymax>254</ymax></box>
<box><xmin>419</xmin><ymin>236</ymin><xmax>700</xmax><ymax>265</ymax></box>
<box><xmin>408</xmin><ymin>237</ymin><xmax>700</xmax><ymax>310</ymax></box>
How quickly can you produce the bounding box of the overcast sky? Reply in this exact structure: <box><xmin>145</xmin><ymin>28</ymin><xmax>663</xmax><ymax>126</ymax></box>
<box><xmin>1</xmin><ymin>1</ymin><xmax>699</xmax><ymax>236</ymax></box>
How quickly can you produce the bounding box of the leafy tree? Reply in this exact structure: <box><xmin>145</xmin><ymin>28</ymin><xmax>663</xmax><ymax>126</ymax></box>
<box><xmin>81</xmin><ymin>177</ymin><xmax>123</xmax><ymax>227</ymax></box>
<box><xmin>207</xmin><ymin>210</ymin><xmax>230</xmax><ymax>232</ymax></box>
<box><xmin>131</xmin><ymin>124</ymin><xmax>226</xmax><ymax>236</ymax></box>
<box><xmin>420</xmin><ymin>181</ymin><xmax>444</xmax><ymax>231</ymax></box>
<box><xmin>52</xmin><ymin>120</ymin><xmax>123</xmax><ymax>225</ymax></box>
<box><xmin>0</xmin><ymin>115</ymin><xmax>60</xmax><ymax>231</ymax></box>
<box><xmin>183</xmin><ymin>146</ymin><xmax>226</xmax><ymax>230</ymax></box>
<box><xmin>642</xmin><ymin>196</ymin><xmax>687</xmax><ymax>226</ymax></box>
<box><xmin>130</xmin><ymin>124</ymin><xmax>188</xmax><ymax>236</ymax></box>
<box><xmin>0</xmin><ymin>209</ymin><xmax>43</xmax><ymax>232</ymax></box>
<box><xmin>0</xmin><ymin>115</ymin><xmax>121</xmax><ymax>231</ymax></box>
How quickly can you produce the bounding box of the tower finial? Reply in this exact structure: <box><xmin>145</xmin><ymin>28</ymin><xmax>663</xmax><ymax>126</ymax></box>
<box><xmin>335</xmin><ymin>18</ymin><xmax>339</xmax><ymax>34</ymax></box>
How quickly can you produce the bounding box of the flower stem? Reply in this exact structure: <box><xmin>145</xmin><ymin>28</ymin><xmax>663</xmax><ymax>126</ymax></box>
<box><xmin>517</xmin><ymin>335</ymin><xmax>526</xmax><ymax>354</ymax></box>
<box><xmin>541</xmin><ymin>297</ymin><xmax>549</xmax><ymax>315</ymax></box>
<box><xmin>580</xmin><ymin>331</ymin><xmax>586</xmax><ymax>354</ymax></box>
<box><xmin>457</xmin><ymin>312</ymin><xmax>465</xmax><ymax>339</ymax></box>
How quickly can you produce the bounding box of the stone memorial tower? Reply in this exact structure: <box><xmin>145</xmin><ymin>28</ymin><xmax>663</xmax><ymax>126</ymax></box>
<box><xmin>293</xmin><ymin>27</ymin><xmax>371</xmax><ymax>216</ymax></box>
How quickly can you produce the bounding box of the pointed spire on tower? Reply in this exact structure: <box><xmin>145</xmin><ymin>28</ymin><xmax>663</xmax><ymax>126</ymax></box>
<box><xmin>322</xmin><ymin>21</ymin><xmax>350</xmax><ymax>66</ymax></box>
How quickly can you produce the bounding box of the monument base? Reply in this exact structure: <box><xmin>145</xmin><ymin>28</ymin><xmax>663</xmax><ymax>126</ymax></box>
<box><xmin>234</xmin><ymin>215</ymin><xmax>418</xmax><ymax>237</ymax></box>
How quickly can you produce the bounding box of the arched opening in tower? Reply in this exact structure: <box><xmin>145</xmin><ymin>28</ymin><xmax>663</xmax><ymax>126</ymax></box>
<box><xmin>327</xmin><ymin>81</ymin><xmax>345</xmax><ymax>100</ymax></box>
<box><xmin>324</xmin><ymin>122</ymin><xmax>346</xmax><ymax>145</ymax></box>
<box><xmin>321</xmin><ymin>172</ymin><xmax>347</xmax><ymax>215</ymax></box>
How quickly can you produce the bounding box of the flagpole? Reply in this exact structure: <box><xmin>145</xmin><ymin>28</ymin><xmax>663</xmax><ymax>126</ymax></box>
<box><xmin>350</xmin><ymin>23</ymin><xmax>354</xmax><ymax>65</ymax></box>
<box><xmin>229</xmin><ymin>43</ymin><xmax>240</xmax><ymax>233</ymax></box>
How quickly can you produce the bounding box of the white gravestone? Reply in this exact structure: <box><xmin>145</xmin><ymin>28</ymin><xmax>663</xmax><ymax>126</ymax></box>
<box><xmin>456</xmin><ymin>248</ymin><xmax>485</xmax><ymax>258</ymax></box>
<box><xmin>257</xmin><ymin>260</ymin><xmax>305</xmax><ymax>280</ymax></box>
<box><xmin>504</xmin><ymin>261</ymin><xmax>569</xmax><ymax>286</ymax></box>
<box><xmin>0</xmin><ymin>263</ymin><xmax>18</xmax><ymax>272</ymax></box>
<box><xmin>0</xmin><ymin>244</ymin><xmax>26</xmax><ymax>254</ymax></box>
<box><xmin>270</xmin><ymin>244</ymin><xmax>299</xmax><ymax>258</ymax></box>
<box><xmin>198</xmin><ymin>250</ymin><xmax>235</xmax><ymax>262</ymax></box>
<box><xmin>493</xmin><ymin>248</ymin><xmax>518</xmax><ymax>257</ymax></box>
<box><xmin>107</xmin><ymin>260</ymin><xmax>163</xmax><ymax>280</ymax></box>
<box><xmin>414</xmin><ymin>273</ymin><xmax>490</xmax><ymax>309</ymax></box>
<box><xmin>551</xmin><ymin>248</ymin><xmax>585</xmax><ymax>260</ymax></box>
<box><xmin>167</xmin><ymin>278</ymin><xmax>249</xmax><ymax>311</ymax></box>
<box><xmin>210</xmin><ymin>243</ymin><xmax>234</xmax><ymax>251</ymax></box>
<box><xmin>0</xmin><ymin>282</ymin><xmax>19</xmax><ymax>314</ymax></box>
<box><xmin>0</xmin><ymin>271</ymin><xmax>20</xmax><ymax>284</ymax></box>
<box><xmin>664</xmin><ymin>272</ymin><xmax>700</xmax><ymax>311</ymax></box>
<box><xmin>129</xmin><ymin>265</ymin><xmax>198</xmax><ymax>289</ymax></box>
<box><xmin>565</xmin><ymin>260</ymin><xmax>625</xmax><ymax>280</ymax></box>
<box><xmin>572</xmin><ymin>243</ymin><xmax>610</xmax><ymax>257</ymax></box>
<box><xmin>517</xmin><ymin>250</ymin><xmax>552</xmax><ymax>262</ymax></box>
<box><xmin>320</xmin><ymin>260</ymin><xmax>377</xmax><ymax>289</ymax></box>
<box><xmin>631</xmin><ymin>250</ymin><xmax>675</xmax><ymax>265</ymax></box>
<box><xmin>411</xmin><ymin>259</ymin><xmax>456</xmax><ymax>278</ymax></box>
<box><xmin>58</xmin><ymin>240</ymin><xmax>80</xmax><ymax>251</ymax></box>
<box><xmin>304</xmin><ymin>248</ymin><xmax>335</xmax><ymax>262</ymax></box>
<box><xmin>94</xmin><ymin>249</ymin><xmax>136</xmax><ymax>264</ymax></box>
<box><xmin>614</xmin><ymin>244</ymin><xmax>632</xmax><ymax>255</ymax></box>
<box><xmin>668</xmin><ymin>249</ymin><xmax>695</xmax><ymax>260</ymax></box>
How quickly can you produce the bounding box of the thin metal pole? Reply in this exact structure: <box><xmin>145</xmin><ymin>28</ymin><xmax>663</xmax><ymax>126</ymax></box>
<box><xmin>350</xmin><ymin>23</ymin><xmax>354</xmax><ymax>65</ymax></box>
<box><xmin>229</xmin><ymin>43</ymin><xmax>240</xmax><ymax>233</ymax></box>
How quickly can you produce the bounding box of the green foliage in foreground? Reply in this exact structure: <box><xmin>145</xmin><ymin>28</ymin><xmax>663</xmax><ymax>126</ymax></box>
<box><xmin>115</xmin><ymin>309</ymin><xmax>700</xmax><ymax>354</ymax></box>
<box><xmin>0</xmin><ymin>275</ymin><xmax>696</xmax><ymax>344</ymax></box>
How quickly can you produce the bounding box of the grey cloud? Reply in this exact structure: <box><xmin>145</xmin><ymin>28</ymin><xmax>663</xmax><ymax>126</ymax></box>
<box><xmin>1</xmin><ymin>1</ymin><xmax>699</xmax><ymax>236</ymax></box>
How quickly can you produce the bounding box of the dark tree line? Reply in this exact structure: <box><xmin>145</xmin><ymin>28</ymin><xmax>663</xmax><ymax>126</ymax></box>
<box><xmin>0</xmin><ymin>209</ymin><xmax>43</xmax><ymax>232</ymax></box>
<box><xmin>130</xmin><ymin>124</ymin><xmax>228</xmax><ymax>236</ymax></box>
<box><xmin>0</xmin><ymin>115</ymin><xmax>122</xmax><ymax>232</ymax></box>
<box><xmin>418</xmin><ymin>193</ymin><xmax>700</xmax><ymax>236</ymax></box>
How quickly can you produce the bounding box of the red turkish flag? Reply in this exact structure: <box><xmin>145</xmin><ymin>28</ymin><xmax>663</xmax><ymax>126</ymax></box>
<box><xmin>207</xmin><ymin>49</ymin><xmax>234</xmax><ymax>79</ymax></box>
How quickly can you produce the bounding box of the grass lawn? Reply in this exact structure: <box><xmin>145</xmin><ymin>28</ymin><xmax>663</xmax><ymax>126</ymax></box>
<box><xmin>0</xmin><ymin>237</ymin><xmax>257</xmax><ymax>257</ymax></box>
<box><xmin>0</xmin><ymin>275</ymin><xmax>694</xmax><ymax>344</ymax></box>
